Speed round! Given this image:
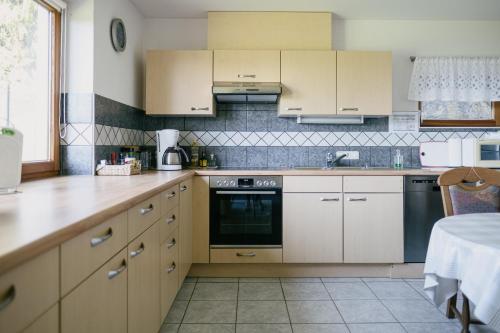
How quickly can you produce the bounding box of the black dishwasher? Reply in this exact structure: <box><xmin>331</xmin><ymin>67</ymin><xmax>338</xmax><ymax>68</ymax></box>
<box><xmin>404</xmin><ymin>176</ymin><xmax>445</xmax><ymax>263</ymax></box>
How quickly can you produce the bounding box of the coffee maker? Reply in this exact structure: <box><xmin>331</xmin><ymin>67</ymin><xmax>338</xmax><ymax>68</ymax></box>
<box><xmin>156</xmin><ymin>129</ymin><xmax>189</xmax><ymax>171</ymax></box>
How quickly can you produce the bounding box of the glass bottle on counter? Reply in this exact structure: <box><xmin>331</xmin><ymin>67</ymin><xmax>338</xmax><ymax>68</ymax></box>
<box><xmin>191</xmin><ymin>140</ymin><xmax>199</xmax><ymax>167</ymax></box>
<box><xmin>199</xmin><ymin>148</ymin><xmax>208</xmax><ymax>168</ymax></box>
<box><xmin>208</xmin><ymin>153</ymin><xmax>217</xmax><ymax>168</ymax></box>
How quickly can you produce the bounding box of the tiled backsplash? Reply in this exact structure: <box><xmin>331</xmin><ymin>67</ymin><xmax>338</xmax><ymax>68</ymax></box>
<box><xmin>60</xmin><ymin>95</ymin><xmax>491</xmax><ymax>173</ymax></box>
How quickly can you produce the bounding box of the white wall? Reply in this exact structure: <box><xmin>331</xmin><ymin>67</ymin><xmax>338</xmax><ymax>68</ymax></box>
<box><xmin>142</xmin><ymin>18</ymin><xmax>500</xmax><ymax>112</ymax></box>
<box><xmin>93</xmin><ymin>0</ymin><xmax>144</xmax><ymax>108</ymax></box>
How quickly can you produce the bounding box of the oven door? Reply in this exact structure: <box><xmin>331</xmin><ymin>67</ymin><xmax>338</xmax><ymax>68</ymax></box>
<box><xmin>210</xmin><ymin>189</ymin><xmax>282</xmax><ymax>247</ymax></box>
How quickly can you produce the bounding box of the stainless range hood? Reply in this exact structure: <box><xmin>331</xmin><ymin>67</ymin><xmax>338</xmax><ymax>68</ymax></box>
<box><xmin>212</xmin><ymin>82</ymin><xmax>281</xmax><ymax>104</ymax></box>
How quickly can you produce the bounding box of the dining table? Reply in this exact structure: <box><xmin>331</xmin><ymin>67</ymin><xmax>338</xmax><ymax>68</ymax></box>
<box><xmin>424</xmin><ymin>212</ymin><xmax>500</xmax><ymax>330</ymax></box>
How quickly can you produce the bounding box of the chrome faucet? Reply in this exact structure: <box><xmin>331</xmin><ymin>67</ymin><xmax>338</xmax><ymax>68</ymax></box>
<box><xmin>325</xmin><ymin>152</ymin><xmax>348</xmax><ymax>169</ymax></box>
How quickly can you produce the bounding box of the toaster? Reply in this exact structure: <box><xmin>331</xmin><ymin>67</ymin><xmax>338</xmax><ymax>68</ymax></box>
<box><xmin>0</xmin><ymin>126</ymin><xmax>23</xmax><ymax>193</ymax></box>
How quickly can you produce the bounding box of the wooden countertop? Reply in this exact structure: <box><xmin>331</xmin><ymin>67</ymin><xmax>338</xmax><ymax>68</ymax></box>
<box><xmin>0</xmin><ymin>171</ymin><xmax>194</xmax><ymax>274</ymax></box>
<box><xmin>193</xmin><ymin>167</ymin><xmax>447</xmax><ymax>176</ymax></box>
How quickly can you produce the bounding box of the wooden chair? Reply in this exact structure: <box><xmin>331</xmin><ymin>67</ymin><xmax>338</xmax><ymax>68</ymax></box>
<box><xmin>438</xmin><ymin>167</ymin><xmax>500</xmax><ymax>333</ymax></box>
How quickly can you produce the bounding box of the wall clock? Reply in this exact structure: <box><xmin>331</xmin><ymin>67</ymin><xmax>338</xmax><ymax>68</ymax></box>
<box><xmin>110</xmin><ymin>18</ymin><xmax>127</xmax><ymax>52</ymax></box>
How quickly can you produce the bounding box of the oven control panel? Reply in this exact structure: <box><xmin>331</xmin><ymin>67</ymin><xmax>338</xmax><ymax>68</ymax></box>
<box><xmin>210</xmin><ymin>176</ymin><xmax>282</xmax><ymax>189</ymax></box>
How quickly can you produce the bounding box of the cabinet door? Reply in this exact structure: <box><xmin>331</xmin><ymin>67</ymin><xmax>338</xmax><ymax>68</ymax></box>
<box><xmin>192</xmin><ymin>176</ymin><xmax>210</xmax><ymax>263</ymax></box>
<box><xmin>179</xmin><ymin>179</ymin><xmax>193</xmax><ymax>283</ymax></box>
<box><xmin>280</xmin><ymin>51</ymin><xmax>337</xmax><ymax>116</ymax></box>
<box><xmin>61</xmin><ymin>249</ymin><xmax>128</xmax><ymax>333</ymax></box>
<box><xmin>128</xmin><ymin>223</ymin><xmax>160</xmax><ymax>333</ymax></box>
<box><xmin>23</xmin><ymin>304</ymin><xmax>58</xmax><ymax>333</ymax></box>
<box><xmin>283</xmin><ymin>193</ymin><xmax>343</xmax><ymax>263</ymax></box>
<box><xmin>146</xmin><ymin>50</ymin><xmax>213</xmax><ymax>116</ymax></box>
<box><xmin>160</xmin><ymin>228</ymin><xmax>179</xmax><ymax>320</ymax></box>
<box><xmin>337</xmin><ymin>51</ymin><xmax>392</xmax><ymax>115</ymax></box>
<box><xmin>214</xmin><ymin>50</ymin><xmax>280</xmax><ymax>82</ymax></box>
<box><xmin>344</xmin><ymin>193</ymin><xmax>403</xmax><ymax>263</ymax></box>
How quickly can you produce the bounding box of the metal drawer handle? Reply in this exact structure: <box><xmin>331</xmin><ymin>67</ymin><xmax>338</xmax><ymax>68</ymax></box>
<box><xmin>236</xmin><ymin>252</ymin><xmax>256</xmax><ymax>257</ymax></box>
<box><xmin>180</xmin><ymin>185</ymin><xmax>188</xmax><ymax>192</ymax></box>
<box><xmin>90</xmin><ymin>228</ymin><xmax>113</xmax><ymax>247</ymax></box>
<box><xmin>108</xmin><ymin>260</ymin><xmax>127</xmax><ymax>280</ymax></box>
<box><xmin>130</xmin><ymin>243</ymin><xmax>145</xmax><ymax>258</ymax></box>
<box><xmin>348</xmin><ymin>197</ymin><xmax>367</xmax><ymax>201</ymax></box>
<box><xmin>167</xmin><ymin>192</ymin><xmax>176</xmax><ymax>199</ymax></box>
<box><xmin>285</xmin><ymin>107</ymin><xmax>303</xmax><ymax>111</ymax></box>
<box><xmin>339</xmin><ymin>107</ymin><xmax>359</xmax><ymax>111</ymax></box>
<box><xmin>0</xmin><ymin>286</ymin><xmax>16</xmax><ymax>312</ymax></box>
<box><xmin>167</xmin><ymin>262</ymin><xmax>176</xmax><ymax>273</ymax></box>
<box><xmin>167</xmin><ymin>238</ymin><xmax>177</xmax><ymax>249</ymax></box>
<box><xmin>191</xmin><ymin>107</ymin><xmax>210</xmax><ymax>111</ymax></box>
<box><xmin>237</xmin><ymin>74</ymin><xmax>256</xmax><ymax>78</ymax></box>
<box><xmin>140</xmin><ymin>204</ymin><xmax>154</xmax><ymax>215</ymax></box>
<box><xmin>167</xmin><ymin>215</ymin><xmax>176</xmax><ymax>224</ymax></box>
<box><xmin>320</xmin><ymin>198</ymin><xmax>340</xmax><ymax>201</ymax></box>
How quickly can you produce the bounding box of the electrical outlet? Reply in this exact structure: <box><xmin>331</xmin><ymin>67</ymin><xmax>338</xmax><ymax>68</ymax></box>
<box><xmin>336</xmin><ymin>151</ymin><xmax>359</xmax><ymax>160</ymax></box>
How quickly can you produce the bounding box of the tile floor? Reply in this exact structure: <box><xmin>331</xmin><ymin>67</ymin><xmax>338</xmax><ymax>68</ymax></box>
<box><xmin>160</xmin><ymin>277</ymin><xmax>498</xmax><ymax>333</ymax></box>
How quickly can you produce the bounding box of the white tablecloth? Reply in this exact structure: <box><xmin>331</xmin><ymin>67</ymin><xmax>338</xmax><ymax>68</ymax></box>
<box><xmin>424</xmin><ymin>213</ymin><xmax>500</xmax><ymax>325</ymax></box>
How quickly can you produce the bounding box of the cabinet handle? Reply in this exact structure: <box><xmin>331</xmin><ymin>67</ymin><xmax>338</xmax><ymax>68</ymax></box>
<box><xmin>167</xmin><ymin>238</ymin><xmax>177</xmax><ymax>249</ymax></box>
<box><xmin>167</xmin><ymin>215</ymin><xmax>176</xmax><ymax>224</ymax></box>
<box><xmin>236</xmin><ymin>252</ymin><xmax>256</xmax><ymax>257</ymax></box>
<box><xmin>190</xmin><ymin>107</ymin><xmax>210</xmax><ymax>111</ymax></box>
<box><xmin>140</xmin><ymin>204</ymin><xmax>154</xmax><ymax>215</ymax></box>
<box><xmin>0</xmin><ymin>285</ymin><xmax>16</xmax><ymax>312</ymax></box>
<box><xmin>237</xmin><ymin>74</ymin><xmax>256</xmax><ymax>78</ymax></box>
<box><xmin>348</xmin><ymin>197</ymin><xmax>367</xmax><ymax>201</ymax></box>
<box><xmin>320</xmin><ymin>198</ymin><xmax>340</xmax><ymax>202</ymax></box>
<box><xmin>167</xmin><ymin>192</ymin><xmax>176</xmax><ymax>199</ymax></box>
<box><xmin>130</xmin><ymin>243</ymin><xmax>145</xmax><ymax>258</ymax></box>
<box><xmin>108</xmin><ymin>260</ymin><xmax>127</xmax><ymax>280</ymax></box>
<box><xmin>285</xmin><ymin>107</ymin><xmax>303</xmax><ymax>111</ymax></box>
<box><xmin>338</xmin><ymin>107</ymin><xmax>359</xmax><ymax>112</ymax></box>
<box><xmin>180</xmin><ymin>185</ymin><xmax>188</xmax><ymax>192</ymax></box>
<box><xmin>167</xmin><ymin>262</ymin><xmax>176</xmax><ymax>273</ymax></box>
<box><xmin>90</xmin><ymin>228</ymin><xmax>113</xmax><ymax>247</ymax></box>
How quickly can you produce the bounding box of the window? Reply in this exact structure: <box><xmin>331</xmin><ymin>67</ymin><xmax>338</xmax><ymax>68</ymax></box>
<box><xmin>420</xmin><ymin>101</ymin><xmax>500</xmax><ymax>127</ymax></box>
<box><xmin>0</xmin><ymin>0</ymin><xmax>61</xmax><ymax>179</ymax></box>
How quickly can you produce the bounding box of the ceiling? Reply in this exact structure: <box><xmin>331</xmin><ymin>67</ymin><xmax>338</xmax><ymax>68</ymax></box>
<box><xmin>130</xmin><ymin>0</ymin><xmax>500</xmax><ymax>20</ymax></box>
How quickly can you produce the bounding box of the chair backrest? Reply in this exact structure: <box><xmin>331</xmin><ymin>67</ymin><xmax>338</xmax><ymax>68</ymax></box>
<box><xmin>438</xmin><ymin>167</ymin><xmax>500</xmax><ymax>216</ymax></box>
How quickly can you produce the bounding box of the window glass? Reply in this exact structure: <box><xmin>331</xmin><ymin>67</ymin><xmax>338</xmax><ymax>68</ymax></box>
<box><xmin>421</xmin><ymin>101</ymin><xmax>493</xmax><ymax>121</ymax></box>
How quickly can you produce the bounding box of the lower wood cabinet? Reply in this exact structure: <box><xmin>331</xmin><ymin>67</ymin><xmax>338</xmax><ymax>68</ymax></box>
<box><xmin>343</xmin><ymin>193</ymin><xmax>404</xmax><ymax>263</ymax></box>
<box><xmin>160</xmin><ymin>228</ymin><xmax>179</xmax><ymax>320</ymax></box>
<box><xmin>61</xmin><ymin>248</ymin><xmax>128</xmax><ymax>333</ymax></box>
<box><xmin>128</xmin><ymin>223</ymin><xmax>160</xmax><ymax>333</ymax></box>
<box><xmin>210</xmin><ymin>248</ymin><xmax>283</xmax><ymax>263</ymax></box>
<box><xmin>283</xmin><ymin>193</ymin><xmax>343</xmax><ymax>263</ymax></box>
<box><xmin>179</xmin><ymin>179</ymin><xmax>193</xmax><ymax>284</ymax></box>
<box><xmin>23</xmin><ymin>304</ymin><xmax>58</xmax><ymax>333</ymax></box>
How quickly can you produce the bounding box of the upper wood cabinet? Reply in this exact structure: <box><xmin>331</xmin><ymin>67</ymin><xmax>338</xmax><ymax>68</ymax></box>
<box><xmin>280</xmin><ymin>51</ymin><xmax>337</xmax><ymax>116</ymax></box>
<box><xmin>179</xmin><ymin>179</ymin><xmax>193</xmax><ymax>283</ymax></box>
<box><xmin>145</xmin><ymin>50</ymin><xmax>214</xmax><ymax>116</ymax></box>
<box><xmin>213</xmin><ymin>50</ymin><xmax>280</xmax><ymax>82</ymax></box>
<box><xmin>337</xmin><ymin>51</ymin><xmax>392</xmax><ymax>115</ymax></box>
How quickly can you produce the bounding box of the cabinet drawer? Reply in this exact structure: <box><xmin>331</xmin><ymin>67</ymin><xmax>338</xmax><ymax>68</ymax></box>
<box><xmin>0</xmin><ymin>247</ymin><xmax>59</xmax><ymax>333</ymax></box>
<box><xmin>161</xmin><ymin>185</ymin><xmax>179</xmax><ymax>216</ymax></box>
<box><xmin>23</xmin><ymin>303</ymin><xmax>58</xmax><ymax>333</ymax></box>
<box><xmin>61</xmin><ymin>248</ymin><xmax>128</xmax><ymax>333</ymax></box>
<box><xmin>210</xmin><ymin>248</ymin><xmax>283</xmax><ymax>263</ymax></box>
<box><xmin>160</xmin><ymin>206</ymin><xmax>179</xmax><ymax>244</ymax></box>
<box><xmin>160</xmin><ymin>228</ymin><xmax>179</xmax><ymax>319</ymax></box>
<box><xmin>283</xmin><ymin>176</ymin><xmax>342</xmax><ymax>193</ymax></box>
<box><xmin>344</xmin><ymin>176</ymin><xmax>403</xmax><ymax>193</ymax></box>
<box><xmin>128</xmin><ymin>194</ymin><xmax>161</xmax><ymax>240</ymax></box>
<box><xmin>61</xmin><ymin>212</ymin><xmax>127</xmax><ymax>295</ymax></box>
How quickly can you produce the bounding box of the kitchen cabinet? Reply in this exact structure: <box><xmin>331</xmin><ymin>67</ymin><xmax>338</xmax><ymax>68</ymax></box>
<box><xmin>193</xmin><ymin>176</ymin><xmax>210</xmax><ymax>263</ymax></box>
<box><xmin>23</xmin><ymin>304</ymin><xmax>58</xmax><ymax>333</ymax></box>
<box><xmin>337</xmin><ymin>51</ymin><xmax>392</xmax><ymax>115</ymax></box>
<box><xmin>128</xmin><ymin>194</ymin><xmax>161</xmax><ymax>241</ymax></box>
<box><xmin>128</xmin><ymin>223</ymin><xmax>160</xmax><ymax>333</ymax></box>
<box><xmin>280</xmin><ymin>50</ymin><xmax>337</xmax><ymax>116</ymax></box>
<box><xmin>145</xmin><ymin>50</ymin><xmax>213</xmax><ymax>116</ymax></box>
<box><xmin>213</xmin><ymin>50</ymin><xmax>280</xmax><ymax>82</ymax></box>
<box><xmin>179</xmin><ymin>179</ymin><xmax>193</xmax><ymax>283</ymax></box>
<box><xmin>283</xmin><ymin>193</ymin><xmax>343</xmax><ymax>263</ymax></box>
<box><xmin>160</xmin><ymin>228</ymin><xmax>179</xmax><ymax>320</ymax></box>
<box><xmin>61</xmin><ymin>248</ymin><xmax>128</xmax><ymax>333</ymax></box>
<box><xmin>210</xmin><ymin>248</ymin><xmax>283</xmax><ymax>263</ymax></box>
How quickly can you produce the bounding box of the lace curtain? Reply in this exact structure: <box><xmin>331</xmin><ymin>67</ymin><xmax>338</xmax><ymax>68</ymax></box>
<box><xmin>408</xmin><ymin>56</ymin><xmax>500</xmax><ymax>102</ymax></box>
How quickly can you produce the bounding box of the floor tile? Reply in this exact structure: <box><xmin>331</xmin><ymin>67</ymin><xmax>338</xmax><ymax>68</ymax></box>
<box><xmin>348</xmin><ymin>323</ymin><xmax>406</xmax><ymax>333</ymax></box>
<box><xmin>185</xmin><ymin>276</ymin><xmax>198</xmax><ymax>283</ymax></box>
<box><xmin>324</xmin><ymin>282</ymin><xmax>377</xmax><ymax>300</ymax></box>
<box><xmin>382</xmin><ymin>299</ymin><xmax>451</xmax><ymax>323</ymax></box>
<box><xmin>177</xmin><ymin>283</ymin><xmax>196</xmax><ymax>300</ymax></box>
<box><xmin>239</xmin><ymin>278</ymin><xmax>280</xmax><ymax>283</ymax></box>
<box><xmin>292</xmin><ymin>324</ymin><xmax>349</xmax><ymax>333</ymax></box>
<box><xmin>178</xmin><ymin>324</ymin><xmax>235</xmax><ymax>333</ymax></box>
<box><xmin>287</xmin><ymin>301</ymin><xmax>343</xmax><ymax>324</ymax></box>
<box><xmin>280</xmin><ymin>277</ymin><xmax>321</xmax><ymax>283</ymax></box>
<box><xmin>335</xmin><ymin>300</ymin><xmax>396</xmax><ymax>323</ymax></box>
<box><xmin>183</xmin><ymin>301</ymin><xmax>237</xmax><ymax>323</ymax></box>
<box><xmin>165</xmin><ymin>300</ymin><xmax>189</xmax><ymax>323</ymax></box>
<box><xmin>197</xmin><ymin>277</ymin><xmax>239</xmax><ymax>283</ymax></box>
<box><xmin>405</xmin><ymin>280</ymin><xmax>431</xmax><ymax>300</ymax></box>
<box><xmin>160</xmin><ymin>323</ymin><xmax>180</xmax><ymax>333</ymax></box>
<box><xmin>402</xmin><ymin>322</ymin><xmax>461</xmax><ymax>333</ymax></box>
<box><xmin>361</xmin><ymin>277</ymin><xmax>402</xmax><ymax>282</ymax></box>
<box><xmin>470</xmin><ymin>324</ymin><xmax>500</xmax><ymax>333</ymax></box>
<box><xmin>192</xmin><ymin>283</ymin><xmax>238</xmax><ymax>300</ymax></box>
<box><xmin>238</xmin><ymin>283</ymin><xmax>284</xmax><ymax>300</ymax></box>
<box><xmin>282</xmin><ymin>283</ymin><xmax>330</xmax><ymax>300</ymax></box>
<box><xmin>321</xmin><ymin>278</ymin><xmax>362</xmax><ymax>283</ymax></box>
<box><xmin>236</xmin><ymin>323</ymin><xmax>292</xmax><ymax>333</ymax></box>
<box><xmin>366</xmin><ymin>281</ymin><xmax>423</xmax><ymax>299</ymax></box>
<box><xmin>237</xmin><ymin>301</ymin><xmax>289</xmax><ymax>324</ymax></box>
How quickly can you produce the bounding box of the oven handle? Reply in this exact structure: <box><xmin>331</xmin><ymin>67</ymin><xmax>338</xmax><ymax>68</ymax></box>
<box><xmin>215</xmin><ymin>191</ymin><xmax>277</xmax><ymax>195</ymax></box>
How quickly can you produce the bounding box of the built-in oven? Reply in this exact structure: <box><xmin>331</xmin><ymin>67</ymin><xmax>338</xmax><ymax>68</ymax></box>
<box><xmin>210</xmin><ymin>176</ymin><xmax>282</xmax><ymax>248</ymax></box>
